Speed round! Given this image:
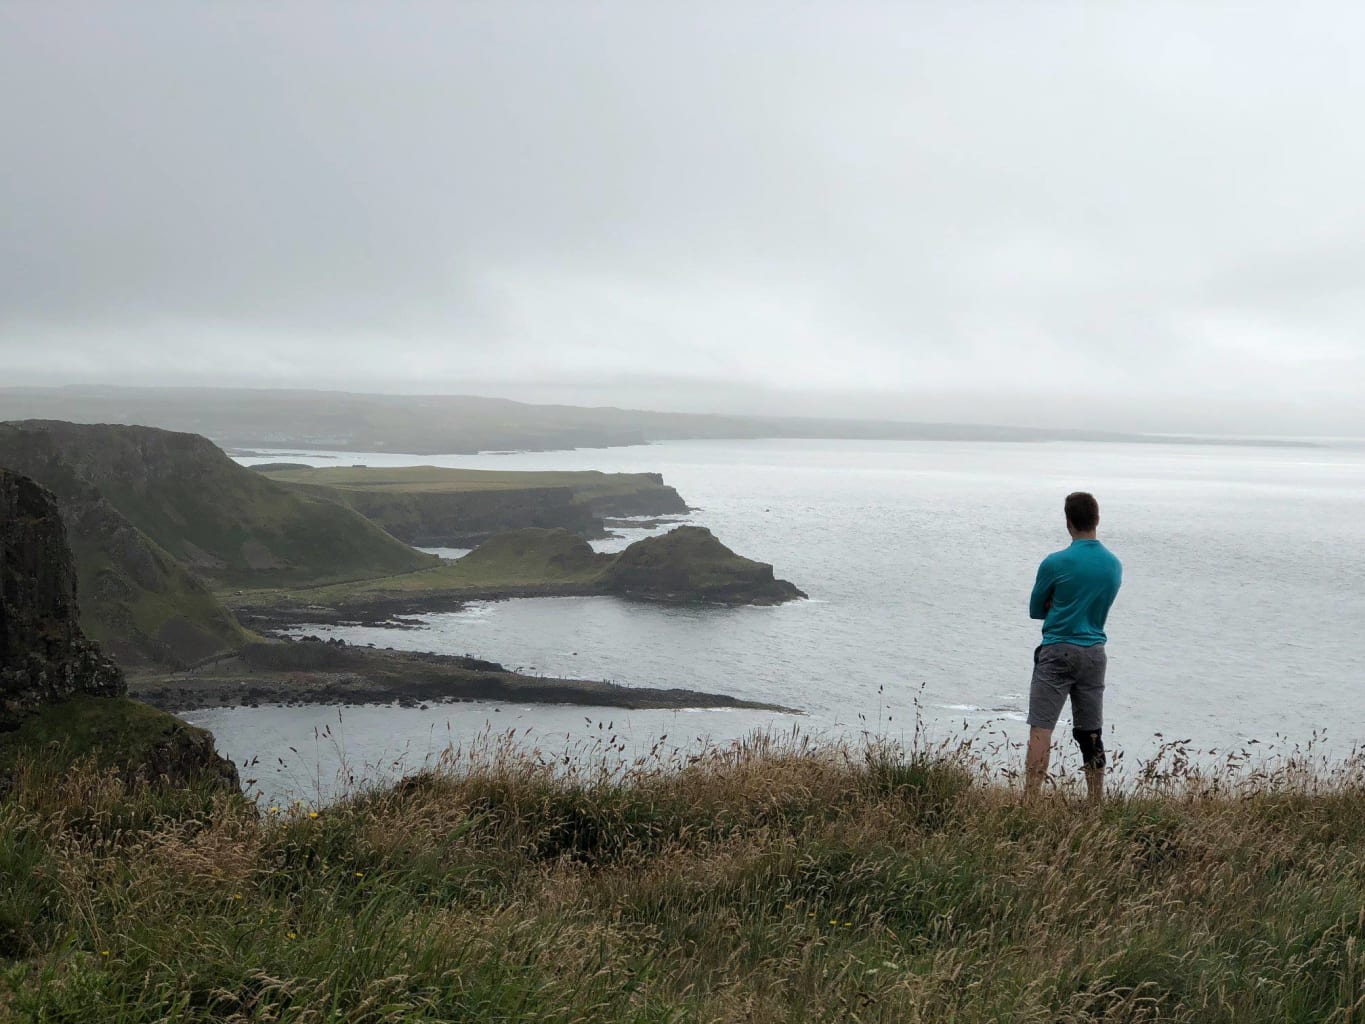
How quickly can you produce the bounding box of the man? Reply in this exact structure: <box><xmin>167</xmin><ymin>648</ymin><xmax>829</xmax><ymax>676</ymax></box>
<box><xmin>1025</xmin><ymin>492</ymin><xmax>1122</xmax><ymax>804</ymax></box>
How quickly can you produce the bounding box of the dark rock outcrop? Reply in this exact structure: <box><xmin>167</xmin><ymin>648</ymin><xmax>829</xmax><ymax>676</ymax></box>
<box><xmin>1</xmin><ymin>469</ymin><xmax>124</xmax><ymax>727</ymax></box>
<box><xmin>580</xmin><ymin>473</ymin><xmax>690</xmax><ymax>519</ymax></box>
<box><xmin>600</xmin><ymin>526</ymin><xmax>806</xmax><ymax>606</ymax></box>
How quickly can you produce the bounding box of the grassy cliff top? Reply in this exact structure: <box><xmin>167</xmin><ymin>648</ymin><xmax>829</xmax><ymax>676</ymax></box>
<box><xmin>453</xmin><ymin>527</ymin><xmax>608</xmax><ymax>580</ymax></box>
<box><xmin>0</xmin><ymin>695</ymin><xmax>237</xmax><ymax>788</ymax></box>
<box><xmin>259</xmin><ymin>464</ymin><xmax>677</xmax><ymax>502</ymax></box>
<box><xmin>5</xmin><ymin>736</ymin><xmax>1365</xmax><ymax>1021</ymax></box>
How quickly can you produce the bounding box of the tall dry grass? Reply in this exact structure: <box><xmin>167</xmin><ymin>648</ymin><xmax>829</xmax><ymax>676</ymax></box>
<box><xmin>5</xmin><ymin>726</ymin><xmax>1365</xmax><ymax>1023</ymax></box>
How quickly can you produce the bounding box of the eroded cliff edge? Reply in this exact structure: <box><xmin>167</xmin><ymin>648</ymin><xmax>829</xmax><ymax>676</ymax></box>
<box><xmin>0</xmin><ymin>469</ymin><xmax>238</xmax><ymax>789</ymax></box>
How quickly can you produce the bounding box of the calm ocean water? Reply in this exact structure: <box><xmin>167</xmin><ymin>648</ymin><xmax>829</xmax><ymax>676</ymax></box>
<box><xmin>195</xmin><ymin>439</ymin><xmax>1365</xmax><ymax>802</ymax></box>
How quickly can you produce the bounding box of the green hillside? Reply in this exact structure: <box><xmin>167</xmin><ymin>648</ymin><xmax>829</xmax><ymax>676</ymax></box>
<box><xmin>63</xmin><ymin>502</ymin><xmax>254</xmax><ymax>669</ymax></box>
<box><xmin>0</xmin><ymin>421</ymin><xmax>435</xmax><ymax>589</ymax></box>
<box><xmin>0</xmin><ymin>437</ymin><xmax>250</xmax><ymax>668</ymax></box>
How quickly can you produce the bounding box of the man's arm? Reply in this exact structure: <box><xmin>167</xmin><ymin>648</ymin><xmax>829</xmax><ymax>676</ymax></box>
<box><xmin>1029</xmin><ymin>559</ymin><xmax>1054</xmax><ymax>620</ymax></box>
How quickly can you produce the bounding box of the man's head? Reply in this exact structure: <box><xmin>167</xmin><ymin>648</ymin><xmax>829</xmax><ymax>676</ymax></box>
<box><xmin>1065</xmin><ymin>492</ymin><xmax>1100</xmax><ymax>537</ymax></box>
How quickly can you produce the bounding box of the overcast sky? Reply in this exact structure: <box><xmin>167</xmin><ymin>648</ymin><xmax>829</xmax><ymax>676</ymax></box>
<box><xmin>2</xmin><ymin>2</ymin><xmax>1363</xmax><ymax>434</ymax></box>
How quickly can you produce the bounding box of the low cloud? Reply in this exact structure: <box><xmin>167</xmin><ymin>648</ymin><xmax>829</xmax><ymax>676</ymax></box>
<box><xmin>2</xmin><ymin>1</ymin><xmax>1362</xmax><ymax>434</ymax></box>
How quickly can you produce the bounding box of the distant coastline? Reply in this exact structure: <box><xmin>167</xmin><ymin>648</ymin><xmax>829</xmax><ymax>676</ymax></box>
<box><xmin>0</xmin><ymin>385</ymin><xmax>1334</xmax><ymax>456</ymax></box>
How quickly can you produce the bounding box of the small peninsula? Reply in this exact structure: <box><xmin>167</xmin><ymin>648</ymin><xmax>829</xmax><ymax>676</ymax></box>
<box><xmin>130</xmin><ymin>639</ymin><xmax>797</xmax><ymax>714</ymax></box>
<box><xmin>230</xmin><ymin>525</ymin><xmax>807</xmax><ymax>630</ymax></box>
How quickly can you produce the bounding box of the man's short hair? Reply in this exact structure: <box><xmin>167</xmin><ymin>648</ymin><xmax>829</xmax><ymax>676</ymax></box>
<box><xmin>1065</xmin><ymin>492</ymin><xmax>1100</xmax><ymax>532</ymax></box>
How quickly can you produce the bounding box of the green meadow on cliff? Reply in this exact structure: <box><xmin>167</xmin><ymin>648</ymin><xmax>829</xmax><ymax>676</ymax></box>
<box><xmin>257</xmin><ymin>464</ymin><xmax>686</xmax><ymax>505</ymax></box>
<box><xmin>255</xmin><ymin>465</ymin><xmax>690</xmax><ymax>548</ymax></box>
<box><xmin>4</xmin><ymin>734</ymin><xmax>1365</xmax><ymax>1023</ymax></box>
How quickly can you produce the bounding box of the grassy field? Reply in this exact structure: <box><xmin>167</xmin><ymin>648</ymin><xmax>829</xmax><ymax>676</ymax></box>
<box><xmin>259</xmin><ymin>466</ymin><xmax>679</xmax><ymax>504</ymax></box>
<box><xmin>5</xmin><ymin>730</ymin><xmax>1365</xmax><ymax>1023</ymax></box>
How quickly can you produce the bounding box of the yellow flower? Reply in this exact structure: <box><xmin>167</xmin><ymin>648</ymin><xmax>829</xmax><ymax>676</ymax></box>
<box><xmin>100</xmin><ymin>950</ymin><xmax>110</xmax><ymax>957</ymax></box>
<box><xmin>287</xmin><ymin>931</ymin><xmax>297</xmax><ymax>940</ymax></box>
<box><xmin>843</xmin><ymin>923</ymin><xmax>852</xmax><ymax>928</ymax></box>
<box><xmin>829</xmin><ymin>920</ymin><xmax>838</xmax><ymax>925</ymax></box>
<box><xmin>268</xmin><ymin>806</ymin><xmax>280</xmax><ymax>814</ymax></box>
<box><xmin>308</xmin><ymin>811</ymin><xmax>319</xmax><ymax>819</ymax></box>
<box><xmin>354</xmin><ymin>871</ymin><xmax>365</xmax><ymax>878</ymax></box>
<box><xmin>232</xmin><ymin>893</ymin><xmax>243</xmax><ymax>901</ymax></box>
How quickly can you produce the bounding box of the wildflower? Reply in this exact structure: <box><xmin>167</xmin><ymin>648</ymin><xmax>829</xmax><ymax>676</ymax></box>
<box><xmin>232</xmin><ymin>893</ymin><xmax>243</xmax><ymax>901</ymax></box>
<box><xmin>354</xmin><ymin>871</ymin><xmax>365</xmax><ymax>878</ymax></box>
<box><xmin>830</xmin><ymin>920</ymin><xmax>839</xmax><ymax>925</ymax></box>
<box><xmin>843</xmin><ymin>923</ymin><xmax>852</xmax><ymax>928</ymax></box>
<box><xmin>268</xmin><ymin>806</ymin><xmax>280</xmax><ymax>814</ymax></box>
<box><xmin>308</xmin><ymin>811</ymin><xmax>319</xmax><ymax>819</ymax></box>
<box><xmin>287</xmin><ymin>931</ymin><xmax>297</xmax><ymax>940</ymax></box>
<box><xmin>100</xmin><ymin>950</ymin><xmax>110</xmax><ymax>957</ymax></box>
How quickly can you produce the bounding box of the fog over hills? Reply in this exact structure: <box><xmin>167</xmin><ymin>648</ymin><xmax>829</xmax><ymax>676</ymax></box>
<box><xmin>3</xmin><ymin>4</ymin><xmax>1364</xmax><ymax>436</ymax></box>
<box><xmin>0</xmin><ymin>386</ymin><xmax>1321</xmax><ymax>455</ymax></box>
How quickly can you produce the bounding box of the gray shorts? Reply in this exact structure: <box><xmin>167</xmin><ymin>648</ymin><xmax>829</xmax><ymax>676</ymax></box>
<box><xmin>1027</xmin><ymin>643</ymin><xmax>1106</xmax><ymax>731</ymax></box>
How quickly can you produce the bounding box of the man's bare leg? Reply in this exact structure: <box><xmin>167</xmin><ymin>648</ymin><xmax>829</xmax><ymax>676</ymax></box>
<box><xmin>1074</xmin><ymin>729</ymin><xmax>1105</xmax><ymax>807</ymax></box>
<box><xmin>1084</xmin><ymin>765</ymin><xmax>1104</xmax><ymax>806</ymax></box>
<box><xmin>1025</xmin><ymin>726</ymin><xmax>1053</xmax><ymax>800</ymax></box>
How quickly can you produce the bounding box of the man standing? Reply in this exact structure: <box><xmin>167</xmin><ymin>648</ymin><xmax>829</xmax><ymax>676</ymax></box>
<box><xmin>1025</xmin><ymin>492</ymin><xmax>1122</xmax><ymax>804</ymax></box>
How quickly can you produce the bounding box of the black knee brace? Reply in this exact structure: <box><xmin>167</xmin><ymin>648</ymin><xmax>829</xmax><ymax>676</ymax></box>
<box><xmin>1073</xmin><ymin>728</ymin><xmax>1105</xmax><ymax>771</ymax></box>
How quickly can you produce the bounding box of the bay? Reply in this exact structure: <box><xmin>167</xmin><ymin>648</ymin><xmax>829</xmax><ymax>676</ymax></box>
<box><xmin>195</xmin><ymin>438</ymin><xmax>1365</xmax><ymax>802</ymax></box>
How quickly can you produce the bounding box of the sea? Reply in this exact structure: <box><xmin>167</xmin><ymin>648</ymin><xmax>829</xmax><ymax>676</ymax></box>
<box><xmin>192</xmin><ymin>438</ymin><xmax>1365</xmax><ymax>804</ymax></box>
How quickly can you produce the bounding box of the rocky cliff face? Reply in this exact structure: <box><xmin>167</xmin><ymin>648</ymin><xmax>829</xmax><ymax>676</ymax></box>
<box><xmin>0</xmin><ymin>469</ymin><xmax>238</xmax><ymax>791</ymax></box>
<box><xmin>340</xmin><ymin>486</ymin><xmax>603</xmax><ymax>547</ymax></box>
<box><xmin>1</xmin><ymin>469</ymin><xmax>124</xmax><ymax>727</ymax></box>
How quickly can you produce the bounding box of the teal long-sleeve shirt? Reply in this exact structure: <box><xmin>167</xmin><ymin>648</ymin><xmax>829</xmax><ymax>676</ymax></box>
<box><xmin>1029</xmin><ymin>539</ymin><xmax>1122</xmax><ymax>647</ymax></box>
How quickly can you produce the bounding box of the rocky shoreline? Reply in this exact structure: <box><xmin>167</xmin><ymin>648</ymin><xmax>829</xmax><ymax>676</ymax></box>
<box><xmin>129</xmin><ymin>639</ymin><xmax>799</xmax><ymax>715</ymax></box>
